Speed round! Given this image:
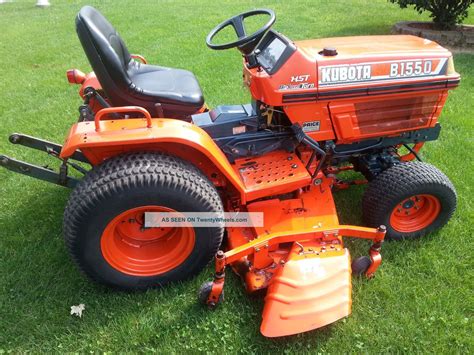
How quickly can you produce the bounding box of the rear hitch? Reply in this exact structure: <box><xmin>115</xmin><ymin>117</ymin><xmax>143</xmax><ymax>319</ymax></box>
<box><xmin>9</xmin><ymin>133</ymin><xmax>89</xmax><ymax>163</ymax></box>
<box><xmin>0</xmin><ymin>133</ymin><xmax>90</xmax><ymax>188</ymax></box>
<box><xmin>0</xmin><ymin>155</ymin><xmax>80</xmax><ymax>188</ymax></box>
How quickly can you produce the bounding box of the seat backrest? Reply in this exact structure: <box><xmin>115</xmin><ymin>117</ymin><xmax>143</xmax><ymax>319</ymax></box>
<box><xmin>76</xmin><ymin>6</ymin><xmax>132</xmax><ymax>101</ymax></box>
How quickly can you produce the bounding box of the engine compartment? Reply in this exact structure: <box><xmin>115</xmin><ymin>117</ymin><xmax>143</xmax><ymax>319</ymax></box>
<box><xmin>192</xmin><ymin>104</ymin><xmax>296</xmax><ymax>162</ymax></box>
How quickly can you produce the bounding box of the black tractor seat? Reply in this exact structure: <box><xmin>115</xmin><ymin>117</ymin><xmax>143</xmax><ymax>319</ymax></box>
<box><xmin>76</xmin><ymin>6</ymin><xmax>205</xmax><ymax>119</ymax></box>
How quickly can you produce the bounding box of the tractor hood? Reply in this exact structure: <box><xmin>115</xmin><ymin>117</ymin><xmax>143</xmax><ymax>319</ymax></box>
<box><xmin>295</xmin><ymin>35</ymin><xmax>459</xmax><ymax>91</ymax></box>
<box><xmin>243</xmin><ymin>33</ymin><xmax>459</xmax><ymax>122</ymax></box>
<box><xmin>296</xmin><ymin>35</ymin><xmax>450</xmax><ymax>59</ymax></box>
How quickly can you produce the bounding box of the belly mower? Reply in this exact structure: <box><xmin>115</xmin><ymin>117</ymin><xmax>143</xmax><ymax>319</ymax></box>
<box><xmin>0</xmin><ymin>6</ymin><xmax>459</xmax><ymax>337</ymax></box>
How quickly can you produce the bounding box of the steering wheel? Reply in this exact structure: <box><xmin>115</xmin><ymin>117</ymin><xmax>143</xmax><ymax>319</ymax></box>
<box><xmin>206</xmin><ymin>9</ymin><xmax>276</xmax><ymax>55</ymax></box>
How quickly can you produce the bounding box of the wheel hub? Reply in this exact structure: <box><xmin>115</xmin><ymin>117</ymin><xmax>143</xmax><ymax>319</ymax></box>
<box><xmin>390</xmin><ymin>194</ymin><xmax>441</xmax><ymax>233</ymax></box>
<box><xmin>101</xmin><ymin>206</ymin><xmax>196</xmax><ymax>276</ymax></box>
<box><xmin>402</xmin><ymin>199</ymin><xmax>415</xmax><ymax>209</ymax></box>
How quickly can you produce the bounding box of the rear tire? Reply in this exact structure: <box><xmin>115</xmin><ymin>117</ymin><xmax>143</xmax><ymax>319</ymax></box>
<box><xmin>63</xmin><ymin>152</ymin><xmax>224</xmax><ymax>290</ymax></box>
<box><xmin>362</xmin><ymin>162</ymin><xmax>456</xmax><ymax>241</ymax></box>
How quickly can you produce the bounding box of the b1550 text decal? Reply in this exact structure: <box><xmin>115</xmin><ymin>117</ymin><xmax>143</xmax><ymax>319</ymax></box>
<box><xmin>389</xmin><ymin>60</ymin><xmax>432</xmax><ymax>77</ymax></box>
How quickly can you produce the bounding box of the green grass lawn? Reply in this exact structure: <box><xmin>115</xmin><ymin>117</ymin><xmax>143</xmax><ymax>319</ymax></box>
<box><xmin>0</xmin><ymin>0</ymin><xmax>473</xmax><ymax>352</ymax></box>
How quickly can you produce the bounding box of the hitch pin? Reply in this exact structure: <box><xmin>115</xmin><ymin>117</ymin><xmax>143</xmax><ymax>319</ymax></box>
<box><xmin>46</xmin><ymin>146</ymin><xmax>59</xmax><ymax>157</ymax></box>
<box><xmin>46</xmin><ymin>146</ymin><xmax>88</xmax><ymax>175</ymax></box>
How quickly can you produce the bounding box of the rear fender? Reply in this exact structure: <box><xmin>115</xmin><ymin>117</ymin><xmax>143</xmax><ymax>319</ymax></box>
<box><xmin>60</xmin><ymin>118</ymin><xmax>246</xmax><ymax>200</ymax></box>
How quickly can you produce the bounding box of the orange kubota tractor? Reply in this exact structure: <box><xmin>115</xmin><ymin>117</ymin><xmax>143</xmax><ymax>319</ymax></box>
<box><xmin>1</xmin><ymin>7</ymin><xmax>459</xmax><ymax>337</ymax></box>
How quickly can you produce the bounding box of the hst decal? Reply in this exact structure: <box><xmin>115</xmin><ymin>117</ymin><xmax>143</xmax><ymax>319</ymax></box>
<box><xmin>279</xmin><ymin>82</ymin><xmax>315</xmax><ymax>90</ymax></box>
<box><xmin>318</xmin><ymin>58</ymin><xmax>447</xmax><ymax>86</ymax></box>
<box><xmin>279</xmin><ymin>74</ymin><xmax>315</xmax><ymax>90</ymax></box>
<box><xmin>291</xmin><ymin>74</ymin><xmax>311</xmax><ymax>82</ymax></box>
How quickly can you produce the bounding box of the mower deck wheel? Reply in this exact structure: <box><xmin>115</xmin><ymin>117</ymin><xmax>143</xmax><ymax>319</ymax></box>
<box><xmin>362</xmin><ymin>162</ymin><xmax>456</xmax><ymax>241</ymax></box>
<box><xmin>351</xmin><ymin>256</ymin><xmax>372</xmax><ymax>276</ymax></box>
<box><xmin>198</xmin><ymin>281</ymin><xmax>224</xmax><ymax>309</ymax></box>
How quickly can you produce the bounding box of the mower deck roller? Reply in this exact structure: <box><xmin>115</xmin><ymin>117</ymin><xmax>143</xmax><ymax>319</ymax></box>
<box><xmin>0</xmin><ymin>6</ymin><xmax>459</xmax><ymax>337</ymax></box>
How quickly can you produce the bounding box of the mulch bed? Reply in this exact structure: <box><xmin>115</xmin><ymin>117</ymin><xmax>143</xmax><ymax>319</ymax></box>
<box><xmin>392</xmin><ymin>21</ymin><xmax>474</xmax><ymax>51</ymax></box>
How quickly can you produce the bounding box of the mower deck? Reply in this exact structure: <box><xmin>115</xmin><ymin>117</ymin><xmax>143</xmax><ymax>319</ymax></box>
<box><xmin>207</xmin><ymin>176</ymin><xmax>384</xmax><ymax>336</ymax></box>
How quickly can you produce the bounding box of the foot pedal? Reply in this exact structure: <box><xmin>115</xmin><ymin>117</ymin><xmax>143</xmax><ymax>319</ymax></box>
<box><xmin>260</xmin><ymin>242</ymin><xmax>352</xmax><ymax>337</ymax></box>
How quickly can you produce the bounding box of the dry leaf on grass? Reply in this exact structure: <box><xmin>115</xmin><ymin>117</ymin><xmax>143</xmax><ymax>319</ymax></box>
<box><xmin>70</xmin><ymin>304</ymin><xmax>85</xmax><ymax>318</ymax></box>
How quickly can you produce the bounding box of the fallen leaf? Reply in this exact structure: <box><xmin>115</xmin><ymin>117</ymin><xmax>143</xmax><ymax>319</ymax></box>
<box><xmin>70</xmin><ymin>304</ymin><xmax>85</xmax><ymax>318</ymax></box>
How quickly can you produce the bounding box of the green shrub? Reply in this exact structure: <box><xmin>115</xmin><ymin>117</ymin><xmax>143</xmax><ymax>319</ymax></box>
<box><xmin>389</xmin><ymin>0</ymin><xmax>473</xmax><ymax>29</ymax></box>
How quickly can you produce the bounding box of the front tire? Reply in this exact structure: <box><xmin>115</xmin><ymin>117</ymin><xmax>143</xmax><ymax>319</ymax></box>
<box><xmin>362</xmin><ymin>162</ymin><xmax>456</xmax><ymax>241</ymax></box>
<box><xmin>63</xmin><ymin>152</ymin><xmax>224</xmax><ymax>290</ymax></box>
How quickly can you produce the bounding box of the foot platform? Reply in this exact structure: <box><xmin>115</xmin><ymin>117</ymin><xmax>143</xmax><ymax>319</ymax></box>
<box><xmin>233</xmin><ymin>150</ymin><xmax>311</xmax><ymax>200</ymax></box>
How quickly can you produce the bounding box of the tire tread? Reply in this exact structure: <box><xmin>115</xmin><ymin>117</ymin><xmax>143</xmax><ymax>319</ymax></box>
<box><xmin>362</xmin><ymin>162</ymin><xmax>456</xmax><ymax>240</ymax></box>
<box><xmin>63</xmin><ymin>152</ymin><xmax>224</xmax><ymax>288</ymax></box>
